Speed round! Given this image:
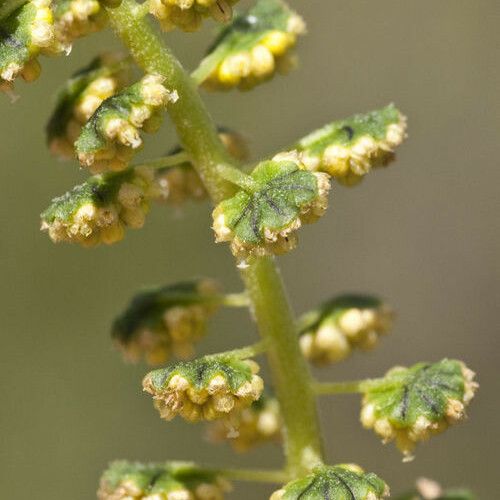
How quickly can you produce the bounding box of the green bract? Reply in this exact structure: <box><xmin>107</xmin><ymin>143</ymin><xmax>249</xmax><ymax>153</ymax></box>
<box><xmin>360</xmin><ymin>359</ymin><xmax>478</xmax><ymax>459</ymax></box>
<box><xmin>143</xmin><ymin>355</ymin><xmax>264</xmax><ymax>422</ymax></box>
<box><xmin>112</xmin><ymin>279</ymin><xmax>221</xmax><ymax>365</ymax></box>
<box><xmin>212</xmin><ymin>156</ymin><xmax>330</xmax><ymax>260</ymax></box>
<box><xmin>41</xmin><ymin>165</ymin><xmax>160</xmax><ymax>246</ymax></box>
<box><xmin>98</xmin><ymin>460</ymin><xmax>231</xmax><ymax>500</ymax></box>
<box><xmin>294</xmin><ymin>104</ymin><xmax>407</xmax><ymax>185</ymax></box>
<box><xmin>299</xmin><ymin>294</ymin><xmax>393</xmax><ymax>365</ymax></box>
<box><xmin>270</xmin><ymin>464</ymin><xmax>389</xmax><ymax>500</ymax></box>
<box><xmin>75</xmin><ymin>74</ymin><xmax>177</xmax><ymax>173</ymax></box>
<box><xmin>208</xmin><ymin>394</ymin><xmax>282</xmax><ymax>452</ymax></box>
<box><xmin>149</xmin><ymin>0</ymin><xmax>239</xmax><ymax>33</ymax></box>
<box><xmin>46</xmin><ymin>52</ymin><xmax>129</xmax><ymax>159</ymax></box>
<box><xmin>195</xmin><ymin>0</ymin><xmax>305</xmax><ymax>90</ymax></box>
<box><xmin>0</xmin><ymin>0</ymin><xmax>66</xmax><ymax>94</ymax></box>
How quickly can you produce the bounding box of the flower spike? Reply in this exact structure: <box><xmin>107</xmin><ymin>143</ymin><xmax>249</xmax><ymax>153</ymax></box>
<box><xmin>143</xmin><ymin>355</ymin><xmax>264</xmax><ymax>422</ymax></box>
<box><xmin>292</xmin><ymin>104</ymin><xmax>408</xmax><ymax>185</ymax></box>
<box><xmin>75</xmin><ymin>74</ymin><xmax>178</xmax><ymax>173</ymax></box>
<box><xmin>207</xmin><ymin>394</ymin><xmax>282</xmax><ymax>452</ymax></box>
<box><xmin>270</xmin><ymin>464</ymin><xmax>389</xmax><ymax>500</ymax></box>
<box><xmin>194</xmin><ymin>0</ymin><xmax>305</xmax><ymax>91</ymax></box>
<box><xmin>360</xmin><ymin>359</ymin><xmax>478</xmax><ymax>460</ymax></box>
<box><xmin>212</xmin><ymin>153</ymin><xmax>330</xmax><ymax>260</ymax></box>
<box><xmin>112</xmin><ymin>279</ymin><xmax>221</xmax><ymax>365</ymax></box>
<box><xmin>41</xmin><ymin>165</ymin><xmax>159</xmax><ymax>246</ymax></box>
<box><xmin>0</xmin><ymin>0</ymin><xmax>68</xmax><ymax>94</ymax></box>
<box><xmin>98</xmin><ymin>461</ymin><xmax>231</xmax><ymax>500</ymax></box>
<box><xmin>149</xmin><ymin>0</ymin><xmax>240</xmax><ymax>33</ymax></box>
<box><xmin>156</xmin><ymin>127</ymin><xmax>248</xmax><ymax>206</ymax></box>
<box><xmin>299</xmin><ymin>294</ymin><xmax>393</xmax><ymax>365</ymax></box>
<box><xmin>46</xmin><ymin>53</ymin><xmax>130</xmax><ymax>159</ymax></box>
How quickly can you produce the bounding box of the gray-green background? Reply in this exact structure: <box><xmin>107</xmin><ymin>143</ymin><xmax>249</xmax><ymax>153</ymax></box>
<box><xmin>1</xmin><ymin>1</ymin><xmax>498</xmax><ymax>498</ymax></box>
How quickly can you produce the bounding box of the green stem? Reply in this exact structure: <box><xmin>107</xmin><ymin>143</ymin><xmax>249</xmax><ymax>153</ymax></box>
<box><xmin>107</xmin><ymin>1</ymin><xmax>324</xmax><ymax>477</ymax></box>
<box><xmin>221</xmin><ymin>292</ymin><xmax>250</xmax><ymax>308</ymax></box>
<box><xmin>134</xmin><ymin>151</ymin><xmax>190</xmax><ymax>170</ymax></box>
<box><xmin>217</xmin><ymin>467</ymin><xmax>289</xmax><ymax>484</ymax></box>
<box><xmin>313</xmin><ymin>378</ymin><xmax>392</xmax><ymax>395</ymax></box>
<box><xmin>241</xmin><ymin>257</ymin><xmax>324</xmax><ymax>476</ymax></box>
<box><xmin>216</xmin><ymin>163</ymin><xmax>258</xmax><ymax>192</ymax></box>
<box><xmin>207</xmin><ymin>340</ymin><xmax>268</xmax><ymax>360</ymax></box>
<box><xmin>0</xmin><ymin>0</ymin><xmax>26</xmax><ymax>20</ymax></box>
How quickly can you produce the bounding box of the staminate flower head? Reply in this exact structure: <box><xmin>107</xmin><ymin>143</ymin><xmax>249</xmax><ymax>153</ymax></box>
<box><xmin>360</xmin><ymin>359</ymin><xmax>478</xmax><ymax>460</ymax></box>
<box><xmin>270</xmin><ymin>464</ymin><xmax>389</xmax><ymax>500</ymax></box>
<box><xmin>53</xmin><ymin>0</ymin><xmax>107</xmax><ymax>45</ymax></box>
<box><xmin>0</xmin><ymin>0</ymin><xmax>68</xmax><ymax>94</ymax></box>
<box><xmin>149</xmin><ymin>0</ymin><xmax>240</xmax><ymax>33</ymax></box>
<box><xmin>197</xmin><ymin>0</ymin><xmax>305</xmax><ymax>91</ymax></box>
<box><xmin>143</xmin><ymin>356</ymin><xmax>264</xmax><ymax>422</ymax></box>
<box><xmin>46</xmin><ymin>53</ymin><xmax>130</xmax><ymax>159</ymax></box>
<box><xmin>98</xmin><ymin>461</ymin><xmax>231</xmax><ymax>500</ymax></box>
<box><xmin>112</xmin><ymin>279</ymin><xmax>221</xmax><ymax>365</ymax></box>
<box><xmin>293</xmin><ymin>104</ymin><xmax>408</xmax><ymax>185</ymax></box>
<box><xmin>41</xmin><ymin>166</ymin><xmax>158</xmax><ymax>246</ymax></box>
<box><xmin>207</xmin><ymin>394</ymin><xmax>282</xmax><ymax>452</ymax></box>
<box><xmin>212</xmin><ymin>153</ymin><xmax>330</xmax><ymax>260</ymax></box>
<box><xmin>75</xmin><ymin>74</ymin><xmax>178</xmax><ymax>173</ymax></box>
<box><xmin>298</xmin><ymin>294</ymin><xmax>393</xmax><ymax>365</ymax></box>
<box><xmin>155</xmin><ymin>127</ymin><xmax>248</xmax><ymax>206</ymax></box>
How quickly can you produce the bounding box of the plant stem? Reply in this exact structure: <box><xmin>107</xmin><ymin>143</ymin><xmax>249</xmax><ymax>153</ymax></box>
<box><xmin>241</xmin><ymin>257</ymin><xmax>324</xmax><ymax>476</ymax></box>
<box><xmin>134</xmin><ymin>151</ymin><xmax>190</xmax><ymax>170</ymax></box>
<box><xmin>0</xmin><ymin>0</ymin><xmax>26</xmax><ymax>20</ymax></box>
<box><xmin>207</xmin><ymin>340</ymin><xmax>268</xmax><ymax>360</ymax></box>
<box><xmin>107</xmin><ymin>1</ymin><xmax>324</xmax><ymax>478</ymax></box>
<box><xmin>216</xmin><ymin>467</ymin><xmax>289</xmax><ymax>484</ymax></box>
<box><xmin>216</xmin><ymin>163</ymin><xmax>258</xmax><ymax>192</ymax></box>
<box><xmin>313</xmin><ymin>378</ymin><xmax>392</xmax><ymax>395</ymax></box>
<box><xmin>221</xmin><ymin>292</ymin><xmax>250</xmax><ymax>308</ymax></box>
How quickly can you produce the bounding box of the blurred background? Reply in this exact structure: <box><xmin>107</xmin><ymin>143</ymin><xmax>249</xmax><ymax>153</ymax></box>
<box><xmin>0</xmin><ymin>0</ymin><xmax>498</xmax><ymax>498</ymax></box>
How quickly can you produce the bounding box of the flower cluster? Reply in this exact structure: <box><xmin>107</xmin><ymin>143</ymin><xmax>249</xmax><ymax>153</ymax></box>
<box><xmin>143</xmin><ymin>356</ymin><xmax>264</xmax><ymax>422</ymax></box>
<box><xmin>299</xmin><ymin>294</ymin><xmax>393</xmax><ymax>365</ymax></box>
<box><xmin>53</xmin><ymin>0</ymin><xmax>107</xmax><ymax>45</ymax></box>
<box><xmin>213</xmin><ymin>154</ymin><xmax>330</xmax><ymax>260</ymax></box>
<box><xmin>207</xmin><ymin>395</ymin><xmax>281</xmax><ymax>452</ymax></box>
<box><xmin>270</xmin><ymin>464</ymin><xmax>389</xmax><ymax>500</ymax></box>
<box><xmin>98</xmin><ymin>461</ymin><xmax>231</xmax><ymax>500</ymax></box>
<box><xmin>112</xmin><ymin>279</ymin><xmax>221</xmax><ymax>365</ymax></box>
<box><xmin>41</xmin><ymin>166</ymin><xmax>159</xmax><ymax>246</ymax></box>
<box><xmin>155</xmin><ymin>128</ymin><xmax>248</xmax><ymax>206</ymax></box>
<box><xmin>149</xmin><ymin>0</ymin><xmax>238</xmax><ymax>32</ymax></box>
<box><xmin>75</xmin><ymin>74</ymin><xmax>178</xmax><ymax>173</ymax></box>
<box><xmin>294</xmin><ymin>104</ymin><xmax>408</xmax><ymax>185</ymax></box>
<box><xmin>198</xmin><ymin>0</ymin><xmax>305</xmax><ymax>91</ymax></box>
<box><xmin>360</xmin><ymin>359</ymin><xmax>478</xmax><ymax>460</ymax></box>
<box><xmin>0</xmin><ymin>0</ymin><xmax>67</xmax><ymax>94</ymax></box>
<box><xmin>46</xmin><ymin>53</ymin><xmax>129</xmax><ymax>159</ymax></box>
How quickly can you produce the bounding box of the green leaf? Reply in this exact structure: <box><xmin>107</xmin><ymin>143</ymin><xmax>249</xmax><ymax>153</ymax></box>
<box><xmin>271</xmin><ymin>464</ymin><xmax>389</xmax><ymax>500</ymax></box>
<box><xmin>112</xmin><ymin>279</ymin><xmax>221</xmax><ymax>365</ymax></box>
<box><xmin>46</xmin><ymin>53</ymin><xmax>130</xmax><ymax>159</ymax></box>
<box><xmin>360</xmin><ymin>359</ymin><xmax>478</xmax><ymax>458</ymax></box>
<box><xmin>212</xmin><ymin>157</ymin><xmax>330</xmax><ymax>259</ymax></box>
<box><xmin>40</xmin><ymin>165</ymin><xmax>158</xmax><ymax>246</ymax></box>
<box><xmin>143</xmin><ymin>355</ymin><xmax>264</xmax><ymax>422</ymax></box>
<box><xmin>75</xmin><ymin>74</ymin><xmax>177</xmax><ymax>173</ymax></box>
<box><xmin>299</xmin><ymin>294</ymin><xmax>393</xmax><ymax>365</ymax></box>
<box><xmin>194</xmin><ymin>0</ymin><xmax>305</xmax><ymax>90</ymax></box>
<box><xmin>149</xmin><ymin>0</ymin><xmax>240</xmax><ymax>33</ymax></box>
<box><xmin>294</xmin><ymin>104</ymin><xmax>407</xmax><ymax>185</ymax></box>
<box><xmin>98</xmin><ymin>461</ymin><xmax>230</xmax><ymax>499</ymax></box>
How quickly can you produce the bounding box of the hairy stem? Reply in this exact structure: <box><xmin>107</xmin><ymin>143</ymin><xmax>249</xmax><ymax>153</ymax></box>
<box><xmin>107</xmin><ymin>0</ymin><xmax>324</xmax><ymax>477</ymax></box>
<box><xmin>0</xmin><ymin>0</ymin><xmax>26</xmax><ymax>20</ymax></box>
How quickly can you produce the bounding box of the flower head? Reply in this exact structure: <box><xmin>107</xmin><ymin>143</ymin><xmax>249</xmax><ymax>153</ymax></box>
<box><xmin>46</xmin><ymin>53</ymin><xmax>130</xmax><ymax>159</ymax></box>
<box><xmin>360</xmin><ymin>359</ymin><xmax>478</xmax><ymax>460</ymax></box>
<box><xmin>270</xmin><ymin>464</ymin><xmax>389</xmax><ymax>500</ymax></box>
<box><xmin>299</xmin><ymin>294</ymin><xmax>393</xmax><ymax>365</ymax></box>
<box><xmin>41</xmin><ymin>165</ymin><xmax>158</xmax><ymax>246</ymax></box>
<box><xmin>198</xmin><ymin>0</ymin><xmax>305</xmax><ymax>91</ymax></box>
<box><xmin>207</xmin><ymin>394</ymin><xmax>282</xmax><ymax>451</ymax></box>
<box><xmin>75</xmin><ymin>74</ymin><xmax>178</xmax><ymax>173</ymax></box>
<box><xmin>212</xmin><ymin>153</ymin><xmax>330</xmax><ymax>260</ymax></box>
<box><xmin>294</xmin><ymin>104</ymin><xmax>408</xmax><ymax>185</ymax></box>
<box><xmin>149</xmin><ymin>0</ymin><xmax>239</xmax><ymax>32</ymax></box>
<box><xmin>98</xmin><ymin>461</ymin><xmax>231</xmax><ymax>500</ymax></box>
<box><xmin>112</xmin><ymin>279</ymin><xmax>221</xmax><ymax>365</ymax></box>
<box><xmin>143</xmin><ymin>356</ymin><xmax>264</xmax><ymax>422</ymax></box>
